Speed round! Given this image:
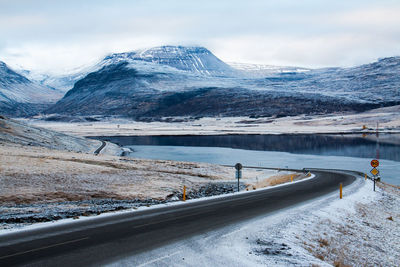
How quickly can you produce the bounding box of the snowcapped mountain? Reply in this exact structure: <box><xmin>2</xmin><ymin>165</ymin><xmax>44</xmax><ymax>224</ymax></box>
<box><xmin>7</xmin><ymin>45</ymin><xmax>399</xmax><ymax>119</ymax></box>
<box><xmin>0</xmin><ymin>61</ymin><xmax>63</xmax><ymax>116</ymax></box>
<box><xmin>21</xmin><ymin>70</ymin><xmax>87</xmax><ymax>93</ymax></box>
<box><xmin>45</xmin><ymin>46</ymin><xmax>245</xmax><ymax>116</ymax></box>
<box><xmin>46</xmin><ymin>48</ymin><xmax>400</xmax><ymax>119</ymax></box>
<box><xmin>287</xmin><ymin>56</ymin><xmax>400</xmax><ymax>103</ymax></box>
<box><xmin>103</xmin><ymin>46</ymin><xmax>239</xmax><ymax>77</ymax></box>
<box><xmin>23</xmin><ymin>46</ymin><xmax>240</xmax><ymax>93</ymax></box>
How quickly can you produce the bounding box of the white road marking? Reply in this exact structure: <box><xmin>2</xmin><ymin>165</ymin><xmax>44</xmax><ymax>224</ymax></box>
<box><xmin>0</xmin><ymin>237</ymin><xmax>89</xmax><ymax>260</ymax></box>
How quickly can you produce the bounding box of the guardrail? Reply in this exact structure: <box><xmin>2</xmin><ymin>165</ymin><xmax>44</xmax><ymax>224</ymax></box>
<box><xmin>222</xmin><ymin>165</ymin><xmax>306</xmax><ymax>173</ymax></box>
<box><xmin>222</xmin><ymin>165</ymin><xmax>368</xmax><ymax>177</ymax></box>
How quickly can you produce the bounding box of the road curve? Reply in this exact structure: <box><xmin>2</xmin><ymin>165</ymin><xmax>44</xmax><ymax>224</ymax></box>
<box><xmin>0</xmin><ymin>169</ymin><xmax>357</xmax><ymax>266</ymax></box>
<box><xmin>94</xmin><ymin>141</ymin><xmax>106</xmax><ymax>155</ymax></box>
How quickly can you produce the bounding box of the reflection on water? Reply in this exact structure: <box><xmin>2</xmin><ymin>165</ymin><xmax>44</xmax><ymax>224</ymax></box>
<box><xmin>99</xmin><ymin>134</ymin><xmax>400</xmax><ymax>162</ymax></box>
<box><xmin>128</xmin><ymin>146</ymin><xmax>400</xmax><ymax>186</ymax></box>
<box><xmin>93</xmin><ymin>134</ymin><xmax>400</xmax><ymax>185</ymax></box>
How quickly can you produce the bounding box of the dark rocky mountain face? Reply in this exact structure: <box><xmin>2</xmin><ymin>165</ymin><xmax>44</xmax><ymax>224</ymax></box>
<box><xmin>47</xmin><ymin>62</ymin><xmax>167</xmax><ymax>116</ymax></box>
<box><xmin>0</xmin><ymin>61</ymin><xmax>30</xmax><ymax>85</ymax></box>
<box><xmin>0</xmin><ymin>61</ymin><xmax>63</xmax><ymax>116</ymax></box>
<box><xmin>46</xmin><ymin>47</ymin><xmax>400</xmax><ymax>119</ymax></box>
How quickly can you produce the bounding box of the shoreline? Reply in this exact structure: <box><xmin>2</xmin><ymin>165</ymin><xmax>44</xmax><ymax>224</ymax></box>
<box><xmin>89</xmin><ymin>131</ymin><xmax>400</xmax><ymax>137</ymax></box>
<box><xmin>18</xmin><ymin>106</ymin><xmax>400</xmax><ymax>137</ymax></box>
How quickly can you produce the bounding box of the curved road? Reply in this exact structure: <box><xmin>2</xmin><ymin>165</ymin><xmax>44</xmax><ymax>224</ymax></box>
<box><xmin>0</xmin><ymin>169</ymin><xmax>357</xmax><ymax>266</ymax></box>
<box><xmin>94</xmin><ymin>141</ymin><xmax>106</xmax><ymax>155</ymax></box>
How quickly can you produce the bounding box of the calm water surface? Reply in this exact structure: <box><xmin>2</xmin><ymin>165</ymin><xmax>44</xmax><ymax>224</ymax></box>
<box><xmin>98</xmin><ymin>134</ymin><xmax>400</xmax><ymax>185</ymax></box>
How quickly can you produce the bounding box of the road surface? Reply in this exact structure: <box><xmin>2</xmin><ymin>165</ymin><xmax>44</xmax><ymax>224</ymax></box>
<box><xmin>0</xmin><ymin>169</ymin><xmax>357</xmax><ymax>266</ymax></box>
<box><xmin>94</xmin><ymin>141</ymin><xmax>106</xmax><ymax>155</ymax></box>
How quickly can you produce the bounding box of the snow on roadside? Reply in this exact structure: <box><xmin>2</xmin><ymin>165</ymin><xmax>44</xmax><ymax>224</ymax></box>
<box><xmin>291</xmin><ymin>180</ymin><xmax>400</xmax><ymax>266</ymax></box>
<box><xmin>109</xmin><ymin>176</ymin><xmax>399</xmax><ymax>267</ymax></box>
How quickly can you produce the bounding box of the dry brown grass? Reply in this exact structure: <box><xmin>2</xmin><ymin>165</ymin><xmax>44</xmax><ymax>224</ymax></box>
<box><xmin>0</xmin><ymin>143</ymin><xmax>241</xmax><ymax>204</ymax></box>
<box><xmin>318</xmin><ymin>238</ymin><xmax>329</xmax><ymax>247</ymax></box>
<box><xmin>247</xmin><ymin>172</ymin><xmax>306</xmax><ymax>190</ymax></box>
<box><xmin>333</xmin><ymin>261</ymin><xmax>352</xmax><ymax>267</ymax></box>
<box><xmin>378</xmin><ymin>181</ymin><xmax>400</xmax><ymax>190</ymax></box>
<box><xmin>268</xmin><ymin>174</ymin><xmax>296</xmax><ymax>186</ymax></box>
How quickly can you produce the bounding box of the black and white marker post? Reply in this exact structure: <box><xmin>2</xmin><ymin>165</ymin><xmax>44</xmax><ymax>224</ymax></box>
<box><xmin>235</xmin><ymin>163</ymin><xmax>242</xmax><ymax>192</ymax></box>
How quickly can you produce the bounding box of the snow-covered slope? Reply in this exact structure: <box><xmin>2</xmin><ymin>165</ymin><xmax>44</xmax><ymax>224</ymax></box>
<box><xmin>0</xmin><ymin>61</ymin><xmax>63</xmax><ymax>116</ymax></box>
<box><xmin>104</xmin><ymin>46</ymin><xmax>239</xmax><ymax>77</ymax></box>
<box><xmin>228</xmin><ymin>62</ymin><xmax>311</xmax><ymax>78</ymax></box>
<box><xmin>23</xmin><ymin>46</ymin><xmax>239</xmax><ymax>92</ymax></box>
<box><xmin>46</xmin><ymin>52</ymin><xmax>400</xmax><ymax>118</ymax></box>
<box><xmin>21</xmin><ymin>70</ymin><xmax>88</xmax><ymax>93</ymax></box>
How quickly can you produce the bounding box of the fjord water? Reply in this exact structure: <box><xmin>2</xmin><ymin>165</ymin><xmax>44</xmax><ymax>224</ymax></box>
<box><xmin>101</xmin><ymin>134</ymin><xmax>400</xmax><ymax>185</ymax></box>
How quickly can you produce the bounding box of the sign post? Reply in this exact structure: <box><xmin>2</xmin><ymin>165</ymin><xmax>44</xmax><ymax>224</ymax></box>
<box><xmin>235</xmin><ymin>163</ymin><xmax>242</xmax><ymax>192</ymax></box>
<box><xmin>370</xmin><ymin>159</ymin><xmax>380</xmax><ymax>191</ymax></box>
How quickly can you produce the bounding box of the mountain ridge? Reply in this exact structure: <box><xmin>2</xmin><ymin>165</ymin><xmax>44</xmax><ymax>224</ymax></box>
<box><xmin>2</xmin><ymin>46</ymin><xmax>400</xmax><ymax>118</ymax></box>
<box><xmin>46</xmin><ymin>47</ymin><xmax>400</xmax><ymax>119</ymax></box>
<box><xmin>0</xmin><ymin>61</ymin><xmax>63</xmax><ymax>116</ymax></box>
<box><xmin>103</xmin><ymin>46</ymin><xmax>239</xmax><ymax>77</ymax></box>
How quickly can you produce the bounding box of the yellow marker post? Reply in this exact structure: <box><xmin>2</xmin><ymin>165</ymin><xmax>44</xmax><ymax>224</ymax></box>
<box><xmin>291</xmin><ymin>175</ymin><xmax>294</xmax><ymax>182</ymax></box>
<box><xmin>340</xmin><ymin>183</ymin><xmax>343</xmax><ymax>199</ymax></box>
<box><xmin>365</xmin><ymin>173</ymin><xmax>367</xmax><ymax>180</ymax></box>
<box><xmin>183</xmin><ymin>186</ymin><xmax>186</xmax><ymax>201</ymax></box>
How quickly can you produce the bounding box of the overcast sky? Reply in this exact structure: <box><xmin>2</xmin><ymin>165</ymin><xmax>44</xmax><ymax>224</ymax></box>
<box><xmin>1</xmin><ymin>0</ymin><xmax>400</xmax><ymax>73</ymax></box>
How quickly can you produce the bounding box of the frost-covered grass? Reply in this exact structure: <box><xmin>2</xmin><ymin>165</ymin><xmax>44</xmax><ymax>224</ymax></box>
<box><xmin>0</xmin><ymin>116</ymin><xmax>121</xmax><ymax>155</ymax></box>
<box><xmin>23</xmin><ymin>105</ymin><xmax>400</xmax><ymax>137</ymax></box>
<box><xmin>0</xmin><ymin>142</ymin><xmax>295</xmax><ymax>230</ymax></box>
<box><xmin>0</xmin><ymin>143</ymin><xmax>232</xmax><ymax>203</ymax></box>
<box><xmin>290</xmin><ymin>180</ymin><xmax>400</xmax><ymax>266</ymax></box>
<box><xmin>0</xmin><ymin>142</ymin><xmax>291</xmax><ymax>205</ymax></box>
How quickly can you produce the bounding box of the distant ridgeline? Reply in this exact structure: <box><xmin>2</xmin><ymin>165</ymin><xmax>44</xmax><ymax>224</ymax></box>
<box><xmin>1</xmin><ymin>47</ymin><xmax>400</xmax><ymax>118</ymax></box>
<box><xmin>0</xmin><ymin>61</ymin><xmax>63</xmax><ymax>116</ymax></box>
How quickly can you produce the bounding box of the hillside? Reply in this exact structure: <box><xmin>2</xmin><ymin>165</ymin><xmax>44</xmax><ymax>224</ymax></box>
<box><xmin>0</xmin><ymin>115</ymin><xmax>121</xmax><ymax>154</ymax></box>
<box><xmin>0</xmin><ymin>61</ymin><xmax>63</xmax><ymax>116</ymax></box>
<box><xmin>46</xmin><ymin>47</ymin><xmax>400</xmax><ymax>119</ymax></box>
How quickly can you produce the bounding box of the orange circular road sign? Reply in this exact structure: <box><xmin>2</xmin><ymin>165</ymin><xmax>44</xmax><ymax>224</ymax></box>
<box><xmin>371</xmin><ymin>159</ymin><xmax>379</xmax><ymax>168</ymax></box>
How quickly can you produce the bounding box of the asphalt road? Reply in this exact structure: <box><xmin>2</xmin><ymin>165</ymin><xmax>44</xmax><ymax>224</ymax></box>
<box><xmin>94</xmin><ymin>141</ymin><xmax>106</xmax><ymax>155</ymax></box>
<box><xmin>0</xmin><ymin>169</ymin><xmax>357</xmax><ymax>266</ymax></box>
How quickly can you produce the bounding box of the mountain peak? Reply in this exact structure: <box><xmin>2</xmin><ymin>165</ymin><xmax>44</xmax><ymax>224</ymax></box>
<box><xmin>138</xmin><ymin>45</ymin><xmax>211</xmax><ymax>54</ymax></box>
<box><xmin>0</xmin><ymin>60</ymin><xmax>64</xmax><ymax>116</ymax></box>
<box><xmin>0</xmin><ymin>60</ymin><xmax>31</xmax><ymax>84</ymax></box>
<box><xmin>103</xmin><ymin>45</ymin><xmax>237</xmax><ymax>77</ymax></box>
<box><xmin>0</xmin><ymin>61</ymin><xmax>9</xmax><ymax>70</ymax></box>
<box><xmin>376</xmin><ymin>56</ymin><xmax>400</xmax><ymax>66</ymax></box>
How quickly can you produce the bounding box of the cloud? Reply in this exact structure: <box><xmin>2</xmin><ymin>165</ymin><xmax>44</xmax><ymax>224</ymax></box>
<box><xmin>211</xmin><ymin>32</ymin><xmax>400</xmax><ymax>67</ymax></box>
<box><xmin>333</xmin><ymin>6</ymin><xmax>400</xmax><ymax>29</ymax></box>
<box><xmin>0</xmin><ymin>14</ymin><xmax>47</xmax><ymax>29</ymax></box>
<box><xmin>0</xmin><ymin>0</ymin><xmax>400</xmax><ymax>71</ymax></box>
